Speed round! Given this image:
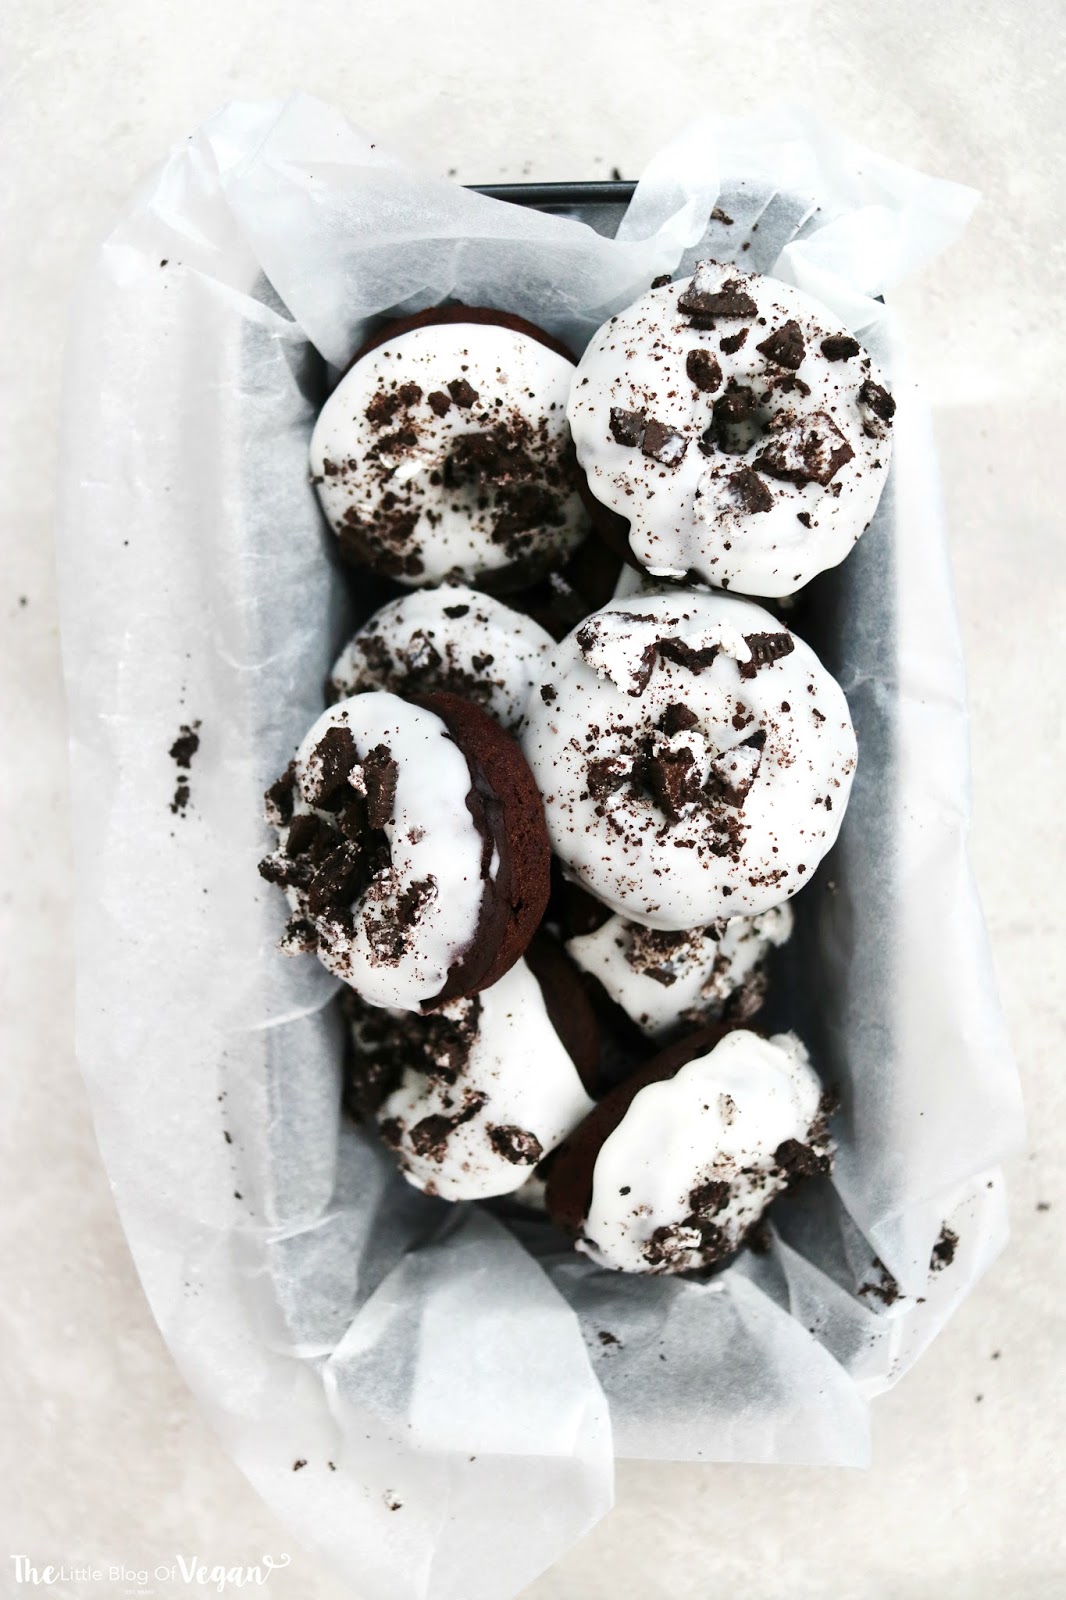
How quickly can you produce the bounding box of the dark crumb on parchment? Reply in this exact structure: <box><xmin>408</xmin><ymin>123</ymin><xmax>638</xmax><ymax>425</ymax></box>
<box><xmin>597</xmin><ymin>1330</ymin><xmax>621</xmax><ymax>1346</ymax></box>
<box><xmin>929</xmin><ymin>1224</ymin><xmax>958</xmax><ymax>1272</ymax></box>
<box><xmin>169</xmin><ymin>719</ymin><xmax>201</xmax><ymax>815</ymax></box>
<box><xmin>293</xmin><ymin>1459</ymin><xmax>307</xmax><ymax>1472</ymax></box>
<box><xmin>858</xmin><ymin>1256</ymin><xmax>901</xmax><ymax>1306</ymax></box>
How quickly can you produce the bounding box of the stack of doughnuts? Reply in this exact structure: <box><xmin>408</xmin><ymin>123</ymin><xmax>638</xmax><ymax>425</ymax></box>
<box><xmin>260</xmin><ymin>262</ymin><xmax>893</xmax><ymax>1271</ymax></box>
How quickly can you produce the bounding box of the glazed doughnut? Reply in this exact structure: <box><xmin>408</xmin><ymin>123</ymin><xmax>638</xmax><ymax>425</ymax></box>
<box><xmin>566</xmin><ymin>903</ymin><xmax>793</xmax><ymax>1040</ymax></box>
<box><xmin>329</xmin><ymin>584</ymin><xmax>553</xmax><ymax>735</ymax></box>
<box><xmin>310</xmin><ymin>308</ymin><xmax>586</xmax><ymax>587</ymax></box>
<box><xmin>568</xmin><ymin>260</ymin><xmax>895</xmax><ymax>596</ymax></box>
<box><xmin>521</xmin><ymin>591</ymin><xmax>856</xmax><ymax>926</ymax></box>
<box><xmin>546</xmin><ymin>1027</ymin><xmax>832</xmax><ymax>1274</ymax></box>
<box><xmin>343</xmin><ymin>941</ymin><xmax>598</xmax><ymax>1202</ymax></box>
<box><xmin>259</xmin><ymin>690</ymin><xmax>549</xmax><ymax>1009</ymax></box>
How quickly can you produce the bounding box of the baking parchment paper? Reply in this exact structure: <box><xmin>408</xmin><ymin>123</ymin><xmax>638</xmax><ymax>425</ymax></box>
<box><xmin>56</xmin><ymin>95</ymin><xmax>1025</xmax><ymax>1600</ymax></box>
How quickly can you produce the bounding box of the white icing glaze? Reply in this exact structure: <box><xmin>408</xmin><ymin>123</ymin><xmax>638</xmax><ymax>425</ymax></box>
<box><xmin>330</xmin><ymin>584</ymin><xmax>554</xmax><ymax>734</ymax></box>
<box><xmin>568</xmin><ymin>261</ymin><xmax>894</xmax><ymax>597</ymax></box>
<box><xmin>521</xmin><ymin>591</ymin><xmax>856</xmax><ymax>926</ymax></box>
<box><xmin>567</xmin><ymin>904</ymin><xmax>793</xmax><ymax>1039</ymax></box>
<box><xmin>581</xmin><ymin>1029</ymin><xmax>828</xmax><ymax>1274</ymax></box>
<box><xmin>311</xmin><ymin>320</ymin><xmax>585</xmax><ymax>585</ymax></box>
<box><xmin>270</xmin><ymin>693</ymin><xmax>487</xmax><ymax>1010</ymax></box>
<box><xmin>375</xmin><ymin>958</ymin><xmax>595</xmax><ymax>1201</ymax></box>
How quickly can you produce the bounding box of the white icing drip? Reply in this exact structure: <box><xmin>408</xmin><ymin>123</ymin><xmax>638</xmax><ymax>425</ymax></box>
<box><xmin>581</xmin><ymin>1030</ymin><xmax>827</xmax><ymax>1274</ymax></box>
<box><xmin>567</xmin><ymin>904</ymin><xmax>793</xmax><ymax>1039</ymax></box>
<box><xmin>521</xmin><ymin>591</ymin><xmax>857</xmax><ymax>926</ymax></box>
<box><xmin>282</xmin><ymin>693</ymin><xmax>486</xmax><ymax>1009</ymax></box>
<box><xmin>310</xmin><ymin>321</ymin><xmax>585</xmax><ymax>586</ymax></box>
<box><xmin>330</xmin><ymin>584</ymin><xmax>554</xmax><ymax>734</ymax></box>
<box><xmin>568</xmin><ymin>262</ymin><xmax>893</xmax><ymax>597</ymax></box>
<box><xmin>376</xmin><ymin>959</ymin><xmax>595</xmax><ymax>1201</ymax></box>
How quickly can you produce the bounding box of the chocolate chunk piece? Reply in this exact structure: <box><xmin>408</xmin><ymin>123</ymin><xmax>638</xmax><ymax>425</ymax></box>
<box><xmin>264</xmin><ymin>763</ymin><xmax>296</xmax><ymax>826</ymax></box>
<box><xmin>609</xmin><ymin>406</ymin><xmax>647</xmax><ymax>447</ymax></box>
<box><xmin>755</xmin><ymin>319</ymin><xmax>806</xmax><ymax>370</ymax></box>
<box><xmin>709</xmin><ymin>207</ymin><xmax>734</xmax><ymax>225</ymax></box>
<box><xmin>645</xmin><ymin>746</ymin><xmax>702</xmax><ymax>819</ymax></box>
<box><xmin>303</xmin><ymin>724</ymin><xmax>359</xmax><ymax>806</ymax></box>
<box><xmin>820</xmin><ymin>335</ymin><xmax>861</xmax><ymax>362</ymax></box>
<box><xmin>774</xmin><ymin>1137</ymin><xmax>831</xmax><ymax>1178</ymax></box>
<box><xmin>719</xmin><ymin>330</ymin><xmax>748</xmax><ymax>355</ymax></box>
<box><xmin>408</xmin><ymin>1092</ymin><xmax>487</xmax><ymax>1161</ymax></box>
<box><xmin>540</xmin><ymin>683</ymin><xmax>557</xmax><ymax>704</ymax></box>
<box><xmin>447</xmin><ymin>377</ymin><xmax>479</xmax><ymax>408</ymax></box>
<box><xmin>688</xmin><ymin>1178</ymin><xmax>731</xmax><ymax>1216</ymax></box>
<box><xmin>738</xmin><ymin>631</ymin><xmax>795</xmax><ymax>677</ymax></box>
<box><xmin>487</xmin><ymin>1125</ymin><xmax>544</xmax><ymax>1165</ymax></box>
<box><xmin>678</xmin><ymin>275</ymin><xmax>758</xmax><ymax>321</ymax></box>
<box><xmin>772</xmin><ymin>374</ymin><xmax>812</xmax><ymax>398</ymax></box>
<box><xmin>305</xmin><ymin>840</ymin><xmax>366</xmax><ymax>916</ymax></box>
<box><xmin>707</xmin><ymin>742</ymin><xmax>763</xmax><ymax>808</ymax></box>
<box><xmin>626</xmin><ymin>926</ymin><xmax>693</xmax><ymax>985</ymax></box>
<box><xmin>656</xmin><ymin>637</ymin><xmax>720</xmax><ymax>674</ymax></box>
<box><xmin>686</xmin><ymin>348</ymin><xmax>723</xmax><ymax>393</ymax></box>
<box><xmin>726</xmin><ymin>465</ymin><xmax>773</xmax><ymax>515</ymax></box>
<box><xmin>641</xmin><ymin>418</ymin><xmax>688</xmax><ymax>467</ymax></box>
<box><xmin>285</xmin><ymin>811</ymin><xmax>331</xmax><ymax>857</ymax></box>
<box><xmin>365</xmin><ymin>390</ymin><xmax>401</xmax><ymax>428</ymax></box>
<box><xmin>755</xmin><ymin>410</ymin><xmax>855</xmax><ymax>486</ymax></box>
<box><xmin>364</xmin><ymin>875</ymin><xmax>437</xmax><ymax>965</ymax></box>
<box><xmin>708</xmin><ymin>383</ymin><xmax>758</xmax><ymax>454</ymax></box>
<box><xmin>587</xmin><ymin>758</ymin><xmax>631</xmax><ymax>800</ymax></box>
<box><xmin>397</xmin><ymin>382</ymin><xmax>423</xmax><ymax>407</ymax></box>
<box><xmin>650</xmin><ymin>273</ymin><xmax>672</xmax><ymax>288</ymax></box>
<box><xmin>402</xmin><ymin>630</ymin><xmax>443</xmax><ymax>675</ymax></box>
<box><xmin>858</xmin><ymin>379</ymin><xmax>896</xmax><ymax>423</ymax></box>
<box><xmin>660</xmin><ymin>702</ymin><xmax>699</xmax><ymax>735</ymax></box>
<box><xmin>359</xmin><ymin>744</ymin><xmax>398</xmax><ymax>829</ymax></box>
<box><xmin>427</xmin><ymin>390</ymin><xmax>451</xmax><ymax>416</ymax></box>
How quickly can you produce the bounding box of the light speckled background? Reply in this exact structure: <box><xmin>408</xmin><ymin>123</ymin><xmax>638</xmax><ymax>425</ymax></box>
<box><xmin>2</xmin><ymin>2</ymin><xmax>1063</xmax><ymax>1595</ymax></box>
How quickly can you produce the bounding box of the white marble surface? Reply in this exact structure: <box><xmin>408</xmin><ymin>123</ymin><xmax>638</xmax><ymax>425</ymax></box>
<box><xmin>2</xmin><ymin>2</ymin><xmax>1064</xmax><ymax>1595</ymax></box>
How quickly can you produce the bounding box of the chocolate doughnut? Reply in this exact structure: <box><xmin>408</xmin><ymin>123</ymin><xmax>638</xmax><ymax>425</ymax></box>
<box><xmin>546</xmin><ymin>1027</ymin><xmax>832</xmax><ymax>1274</ymax></box>
<box><xmin>259</xmin><ymin>690</ymin><xmax>549</xmax><ymax>1009</ymax></box>
<box><xmin>310</xmin><ymin>308</ymin><xmax>587</xmax><ymax>587</ymax></box>
<box><xmin>521</xmin><ymin>591</ymin><xmax>857</xmax><ymax>926</ymax></box>
<box><xmin>329</xmin><ymin>584</ymin><xmax>553</xmax><ymax>734</ymax></box>
<box><xmin>342</xmin><ymin>940</ymin><xmax>598</xmax><ymax>1202</ymax></box>
<box><xmin>568</xmin><ymin>260</ymin><xmax>894</xmax><ymax>596</ymax></box>
<box><xmin>566</xmin><ymin>903</ymin><xmax>793</xmax><ymax>1040</ymax></box>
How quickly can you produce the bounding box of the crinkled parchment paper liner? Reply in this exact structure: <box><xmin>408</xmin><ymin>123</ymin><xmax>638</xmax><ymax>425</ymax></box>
<box><xmin>57</xmin><ymin>96</ymin><xmax>1023</xmax><ymax>1600</ymax></box>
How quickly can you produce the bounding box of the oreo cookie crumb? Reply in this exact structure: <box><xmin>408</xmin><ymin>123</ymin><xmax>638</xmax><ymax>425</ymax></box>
<box><xmin>858</xmin><ymin>379</ymin><xmax>896</xmax><ymax>423</ymax></box>
<box><xmin>821</xmin><ymin>335</ymin><xmax>861</xmax><ymax>362</ymax></box>
<box><xmin>930</xmin><ymin>1224</ymin><xmax>959</xmax><ymax>1272</ymax></box>
<box><xmin>487</xmin><ymin>1124</ymin><xmax>544</xmax><ymax>1164</ymax></box>
<box><xmin>447</xmin><ymin>377</ymin><xmax>479</xmax><ymax>408</ymax></box>
<box><xmin>610</xmin><ymin>406</ymin><xmax>646</xmax><ymax>447</ymax></box>
<box><xmin>755</xmin><ymin>320</ymin><xmax>806</xmax><ymax>370</ymax></box>
<box><xmin>169</xmin><ymin>720</ymin><xmax>202</xmax><ymax>814</ymax></box>
<box><xmin>686</xmin><ymin>348</ymin><xmax>723</xmax><ymax>392</ymax></box>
